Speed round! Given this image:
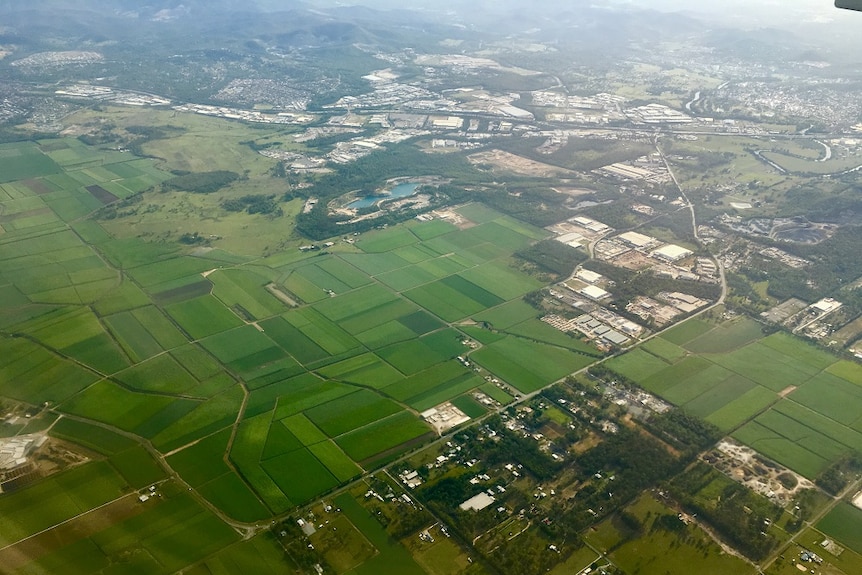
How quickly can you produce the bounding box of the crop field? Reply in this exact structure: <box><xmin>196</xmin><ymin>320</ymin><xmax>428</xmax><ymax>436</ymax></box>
<box><xmin>339</xmin><ymin>251</ymin><xmax>412</xmax><ymax>276</ymax></box>
<box><xmin>339</xmin><ymin>300</ymin><xmax>417</xmax><ymax>337</ymax></box>
<box><xmin>504</xmin><ymin>318</ymin><xmax>599</xmax><ymax>355</ymax></box>
<box><xmin>356</xmin><ymin>226</ymin><xmax>421</xmax><ymax>253</ymax></box>
<box><xmin>1</xmin><ymin>133</ymin><xmax>673</xmax><ymax>568</ymax></box>
<box><xmin>0</xmin><ymin>460</ymin><xmax>130</xmax><ymax>547</ymax></box>
<box><xmin>355</xmin><ymin>319</ymin><xmax>418</xmax><ymax>349</ymax></box>
<box><xmin>166</xmin><ymin>295</ymin><xmax>244</xmax><ymax>340</ymax></box>
<box><xmin>49</xmin><ymin>418</ymin><xmax>137</xmax><ymax>455</ymax></box>
<box><xmin>336</xmin><ymin>411</ymin><xmax>433</xmax><ymax>464</ymax></box>
<box><xmin>382</xmin><ymin>361</ymin><xmax>470</xmax><ymax>402</ymax></box>
<box><xmin>640</xmin><ymin>337</ymin><xmax>687</xmax><ymax>362</ymax></box>
<box><xmin>198</xmin><ymin>472</ymin><xmax>271</xmax><ymax>522</ymax></box>
<box><xmin>261</xmin><ymin>447</ymin><xmax>339</xmax><ymax>504</ymax></box>
<box><xmin>473</xmin><ymin>299</ymin><xmax>538</xmax><ymax>330</ymax></box>
<box><xmin>606</xmin><ymin>317</ymin><xmax>862</xmax><ymax>479</ymax></box>
<box><xmin>200</xmin><ymin>325</ymin><xmax>284</xmax><ymax>366</ymax></box>
<box><xmin>109</xmin><ymin>444</ymin><xmax>167</xmax><ymax>488</ymax></box>
<box><xmin>316</xmin><ymin>353</ymin><xmax>404</xmax><ymax>388</ymax></box>
<box><xmin>283</xmin><ymin>307</ymin><xmax>362</xmax><ymax>357</ymax></box>
<box><xmin>322</xmin><ymin>294</ymin><xmax>410</xmax><ymax>333</ymax></box>
<box><xmin>256</xmin><ymin>316</ymin><xmax>324</xmax><ymax>365</ymax></box>
<box><xmin>451</xmin><ymin>394</ymin><xmax>487</xmax><ymax>418</ymax></box>
<box><xmin>408</xmin><ymin>375</ymin><xmax>486</xmax><ymax>412</ymax></box>
<box><xmin>0</xmin><ymin>142</ymin><xmax>64</xmax><ymax>183</ymax></box>
<box><xmin>209</xmin><ymin>268</ymin><xmax>285</xmax><ymax>320</ymax></box>
<box><xmin>282</xmin><ymin>413</ymin><xmax>329</xmax><ymax>445</ymax></box>
<box><xmin>378</xmin><ymin>338</ymin><xmax>451</xmax><ymax>375</ymax></box>
<box><xmin>660</xmin><ymin>318</ymin><xmax>715</xmax><ymax>345</ymax></box>
<box><xmin>61</xmin><ymin>380</ymin><xmax>185</xmax><ymax>432</ymax></box>
<box><xmin>471</xmin><ymin>336</ymin><xmax>594</xmax><ymax>393</ymax></box>
<box><xmin>404</xmin><ymin>280</ymin><xmax>489</xmax><ymax>321</ymax></box>
<box><xmin>308</xmin><ymin>440</ymin><xmax>363</xmax><ymax>482</ymax></box>
<box><xmin>682</xmin><ymin>317</ymin><xmax>765</xmax><ymax>354</ymax></box>
<box><xmin>0</xmin><ymin>337</ymin><xmax>101</xmax><ymax>404</ymax></box>
<box><xmin>166</xmin><ymin>429</ymin><xmax>233</xmax><ymax>487</ymax></box>
<box><xmin>148</xmin><ymin>387</ymin><xmax>244</xmax><ymax>451</ymax></box>
<box><xmin>376</xmin><ymin>264</ymin><xmax>440</xmax><ymax>291</ymax></box>
<box><xmin>604</xmin><ymin>348</ymin><xmax>671</xmax><ymax>382</ymax></box>
<box><xmin>305</xmin><ymin>390</ymin><xmax>403</xmax><ymax>437</ymax></box>
<box><xmin>191</xmin><ymin>532</ymin><xmax>292</xmax><ymax>575</ymax></box>
<box><xmin>116</xmin><ymin>354</ymin><xmax>198</xmax><ymax>395</ymax></box>
<box><xmin>5</xmin><ymin>484</ymin><xmax>240</xmax><ymax>575</ymax></box>
<box><xmin>817</xmin><ymin>503</ymin><xmax>862</xmax><ymax>556</ymax></box>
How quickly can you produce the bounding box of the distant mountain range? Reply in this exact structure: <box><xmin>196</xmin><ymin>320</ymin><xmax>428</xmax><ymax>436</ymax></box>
<box><xmin>0</xmin><ymin>0</ymin><xmax>845</xmax><ymax>69</ymax></box>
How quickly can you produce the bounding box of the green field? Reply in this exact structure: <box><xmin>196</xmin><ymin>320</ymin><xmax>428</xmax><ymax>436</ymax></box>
<box><xmin>817</xmin><ymin>503</ymin><xmax>862</xmax><ymax>556</ymax></box>
<box><xmin>261</xmin><ymin>447</ymin><xmax>339</xmax><ymax>505</ymax></box>
<box><xmin>166</xmin><ymin>429</ymin><xmax>233</xmax><ymax>487</ymax></box>
<box><xmin>0</xmin><ymin>142</ymin><xmax>64</xmax><ymax>183</ymax></box>
<box><xmin>605</xmin><ymin>319</ymin><xmax>860</xmax><ymax>478</ymax></box>
<box><xmin>305</xmin><ymin>390</ymin><xmax>402</xmax><ymax>437</ymax></box>
<box><xmin>335</xmin><ymin>493</ymin><xmax>427</xmax><ymax>575</ymax></box>
<box><xmin>336</xmin><ymin>412</ymin><xmax>432</xmax><ymax>464</ymax></box>
<box><xmin>12</xmin><ymin>125</ymin><xmax>862</xmax><ymax>575</ymax></box>
<box><xmin>0</xmin><ymin>461</ymin><xmax>129</xmax><ymax>547</ymax></box>
<box><xmin>116</xmin><ymin>354</ymin><xmax>199</xmax><ymax>394</ymax></box>
<box><xmin>470</xmin><ymin>336</ymin><xmax>596</xmax><ymax>394</ymax></box>
<box><xmin>585</xmin><ymin>494</ymin><xmax>752</xmax><ymax>575</ymax></box>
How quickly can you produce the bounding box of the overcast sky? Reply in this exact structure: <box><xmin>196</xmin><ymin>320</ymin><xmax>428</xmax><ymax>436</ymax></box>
<box><xmin>331</xmin><ymin>0</ymin><xmax>860</xmax><ymax>27</ymax></box>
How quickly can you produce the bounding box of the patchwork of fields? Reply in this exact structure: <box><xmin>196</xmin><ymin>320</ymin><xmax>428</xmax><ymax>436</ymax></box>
<box><xmin>4</xmin><ymin>137</ymin><xmax>862</xmax><ymax>575</ymax></box>
<box><xmin>607</xmin><ymin>318</ymin><xmax>862</xmax><ymax>479</ymax></box>
<box><xmin>0</xmin><ymin>138</ymin><xmax>604</xmax><ymax>544</ymax></box>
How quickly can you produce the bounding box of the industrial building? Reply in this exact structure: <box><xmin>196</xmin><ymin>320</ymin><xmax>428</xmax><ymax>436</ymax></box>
<box><xmin>576</xmin><ymin>269</ymin><xmax>603</xmax><ymax>284</ymax></box>
<box><xmin>460</xmin><ymin>492</ymin><xmax>496</xmax><ymax>511</ymax></box>
<box><xmin>617</xmin><ymin>231</ymin><xmax>658</xmax><ymax>249</ymax></box>
<box><xmin>579</xmin><ymin>285</ymin><xmax>611</xmax><ymax>301</ymax></box>
<box><xmin>651</xmin><ymin>244</ymin><xmax>694</xmax><ymax>262</ymax></box>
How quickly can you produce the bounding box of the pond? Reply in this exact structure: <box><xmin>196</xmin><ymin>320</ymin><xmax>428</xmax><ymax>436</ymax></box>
<box><xmin>347</xmin><ymin>183</ymin><xmax>420</xmax><ymax>209</ymax></box>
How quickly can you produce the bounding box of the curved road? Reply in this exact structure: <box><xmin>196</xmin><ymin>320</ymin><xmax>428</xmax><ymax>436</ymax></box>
<box><xmin>656</xmin><ymin>136</ymin><xmax>728</xmax><ymax>304</ymax></box>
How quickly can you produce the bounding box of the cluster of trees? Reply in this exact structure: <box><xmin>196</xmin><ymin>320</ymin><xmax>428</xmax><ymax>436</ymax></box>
<box><xmin>815</xmin><ymin>455</ymin><xmax>862</xmax><ymax>495</ymax></box>
<box><xmin>499</xmin><ymin>136</ymin><xmax>653</xmax><ymax>172</ymax></box>
<box><xmin>581</xmin><ymin>201</ymin><xmax>643</xmax><ymax>231</ymax></box>
<box><xmin>221</xmin><ymin>194</ymin><xmax>283</xmax><ymax>216</ymax></box>
<box><xmin>645</xmin><ymin>409</ymin><xmax>722</xmax><ymax>456</ymax></box>
<box><xmin>733</xmin><ymin>224</ymin><xmax>862</xmax><ymax>316</ymax></box>
<box><xmin>515</xmin><ymin>240</ymin><xmax>588</xmax><ymax>279</ymax></box>
<box><xmin>582</xmin><ymin>259</ymin><xmax>721</xmax><ymax>314</ymax></box>
<box><xmin>295</xmin><ymin>144</ymin><xmax>485</xmax><ymax>239</ymax></box>
<box><xmin>669</xmin><ymin>463</ymin><xmax>782</xmax><ymax>561</ymax></box>
<box><xmin>163</xmin><ymin>170</ymin><xmax>240</xmax><ymax>194</ymax></box>
<box><xmin>577</xmin><ymin>428</ymin><xmax>680</xmax><ymax>504</ymax></box>
<box><xmin>178</xmin><ymin>232</ymin><xmax>207</xmax><ymax>245</ymax></box>
<box><xmin>97</xmin><ymin>193</ymin><xmax>143</xmax><ymax>221</ymax></box>
<box><xmin>442</xmin><ymin>181</ymin><xmax>612</xmax><ymax>229</ymax></box>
